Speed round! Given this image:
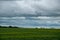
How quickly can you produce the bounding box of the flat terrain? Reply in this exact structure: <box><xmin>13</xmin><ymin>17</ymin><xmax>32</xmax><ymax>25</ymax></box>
<box><xmin>0</xmin><ymin>28</ymin><xmax>60</xmax><ymax>40</ymax></box>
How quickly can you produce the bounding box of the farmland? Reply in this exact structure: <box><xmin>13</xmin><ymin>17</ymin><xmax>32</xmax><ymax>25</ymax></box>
<box><xmin>0</xmin><ymin>28</ymin><xmax>60</xmax><ymax>40</ymax></box>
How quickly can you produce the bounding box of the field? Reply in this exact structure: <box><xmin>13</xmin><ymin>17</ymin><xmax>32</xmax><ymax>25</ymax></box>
<box><xmin>0</xmin><ymin>28</ymin><xmax>60</xmax><ymax>40</ymax></box>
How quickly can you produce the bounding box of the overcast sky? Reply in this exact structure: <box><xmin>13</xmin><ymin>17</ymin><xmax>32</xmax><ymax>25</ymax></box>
<box><xmin>0</xmin><ymin>0</ymin><xmax>60</xmax><ymax>28</ymax></box>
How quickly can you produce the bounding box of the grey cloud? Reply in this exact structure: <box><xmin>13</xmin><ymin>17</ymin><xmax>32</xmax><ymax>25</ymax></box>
<box><xmin>0</xmin><ymin>0</ymin><xmax>60</xmax><ymax>17</ymax></box>
<box><xmin>0</xmin><ymin>17</ymin><xmax>60</xmax><ymax>28</ymax></box>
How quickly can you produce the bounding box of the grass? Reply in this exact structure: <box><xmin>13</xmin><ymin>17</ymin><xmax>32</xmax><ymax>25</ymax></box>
<box><xmin>0</xmin><ymin>28</ymin><xmax>60</xmax><ymax>40</ymax></box>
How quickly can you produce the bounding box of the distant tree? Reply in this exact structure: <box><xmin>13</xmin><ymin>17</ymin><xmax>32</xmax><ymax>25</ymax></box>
<box><xmin>0</xmin><ymin>26</ymin><xmax>2</xmax><ymax>28</ymax></box>
<box><xmin>0</xmin><ymin>25</ymin><xmax>18</xmax><ymax>28</ymax></box>
<box><xmin>9</xmin><ymin>26</ymin><xmax>12</xmax><ymax>28</ymax></box>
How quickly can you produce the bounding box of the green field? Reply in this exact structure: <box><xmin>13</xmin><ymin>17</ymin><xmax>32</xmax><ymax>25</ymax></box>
<box><xmin>0</xmin><ymin>28</ymin><xmax>60</xmax><ymax>40</ymax></box>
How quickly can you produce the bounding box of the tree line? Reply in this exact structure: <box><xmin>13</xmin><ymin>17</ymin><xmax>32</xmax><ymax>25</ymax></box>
<box><xmin>0</xmin><ymin>26</ymin><xmax>18</xmax><ymax>28</ymax></box>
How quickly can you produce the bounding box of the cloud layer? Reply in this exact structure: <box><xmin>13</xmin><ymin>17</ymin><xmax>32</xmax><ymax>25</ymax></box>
<box><xmin>0</xmin><ymin>0</ymin><xmax>60</xmax><ymax>28</ymax></box>
<box><xmin>0</xmin><ymin>0</ymin><xmax>60</xmax><ymax>17</ymax></box>
<box><xmin>0</xmin><ymin>17</ymin><xmax>60</xmax><ymax>28</ymax></box>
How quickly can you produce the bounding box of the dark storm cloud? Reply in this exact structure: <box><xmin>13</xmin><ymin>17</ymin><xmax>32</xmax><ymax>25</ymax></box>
<box><xmin>0</xmin><ymin>0</ymin><xmax>60</xmax><ymax>17</ymax></box>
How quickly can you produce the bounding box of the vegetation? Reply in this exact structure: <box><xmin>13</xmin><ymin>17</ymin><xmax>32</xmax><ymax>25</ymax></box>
<box><xmin>0</xmin><ymin>26</ymin><xmax>60</xmax><ymax>40</ymax></box>
<box><xmin>0</xmin><ymin>26</ymin><xmax>18</xmax><ymax>28</ymax></box>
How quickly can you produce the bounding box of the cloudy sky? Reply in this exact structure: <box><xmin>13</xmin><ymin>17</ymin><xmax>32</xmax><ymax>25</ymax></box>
<box><xmin>0</xmin><ymin>0</ymin><xmax>60</xmax><ymax>28</ymax></box>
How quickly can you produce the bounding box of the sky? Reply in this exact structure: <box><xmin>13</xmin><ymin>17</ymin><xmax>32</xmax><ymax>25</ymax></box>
<box><xmin>0</xmin><ymin>0</ymin><xmax>60</xmax><ymax>28</ymax></box>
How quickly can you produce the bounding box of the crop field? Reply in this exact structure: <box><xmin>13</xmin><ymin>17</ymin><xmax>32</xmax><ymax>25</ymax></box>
<box><xmin>0</xmin><ymin>28</ymin><xmax>60</xmax><ymax>40</ymax></box>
